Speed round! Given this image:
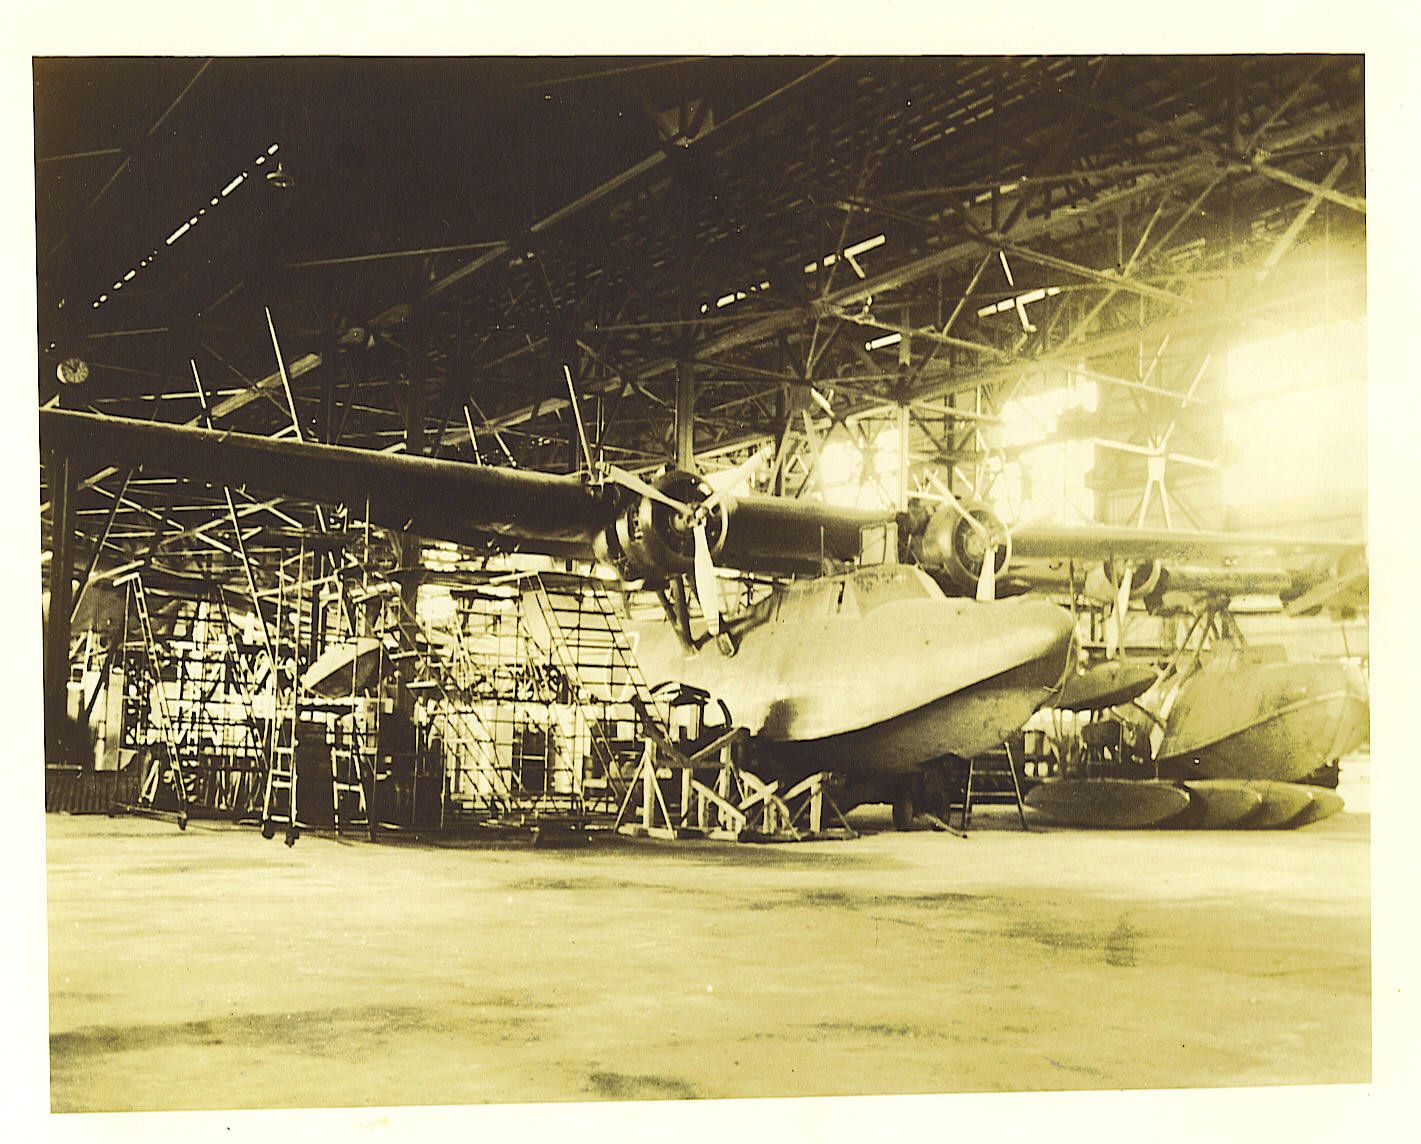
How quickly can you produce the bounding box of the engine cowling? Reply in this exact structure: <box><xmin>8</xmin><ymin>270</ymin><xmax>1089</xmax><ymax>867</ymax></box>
<box><xmin>912</xmin><ymin>500</ymin><xmax>1012</xmax><ymax>596</ymax></box>
<box><xmin>1081</xmin><ymin>559</ymin><xmax>1168</xmax><ymax>610</ymax></box>
<box><xmin>591</xmin><ymin>469</ymin><xmax>727</xmax><ymax>585</ymax></box>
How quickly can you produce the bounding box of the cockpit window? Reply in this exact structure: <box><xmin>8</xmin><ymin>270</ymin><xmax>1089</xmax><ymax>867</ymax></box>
<box><xmin>847</xmin><ymin>565</ymin><xmax>943</xmax><ymax>612</ymax></box>
<box><xmin>772</xmin><ymin>565</ymin><xmax>941</xmax><ymax>623</ymax></box>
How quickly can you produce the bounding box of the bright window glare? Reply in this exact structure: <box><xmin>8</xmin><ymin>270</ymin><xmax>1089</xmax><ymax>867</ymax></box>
<box><xmin>818</xmin><ymin>428</ymin><xmax>901</xmax><ymax>509</ymax></box>
<box><xmin>983</xmin><ymin>381</ymin><xmax>1097</xmax><ymax>524</ymax></box>
<box><xmin>1223</xmin><ymin>319</ymin><xmax>1366</xmax><ymax>507</ymax></box>
<box><xmin>417</xmin><ymin>584</ymin><xmax>457</xmax><ymax>628</ymax></box>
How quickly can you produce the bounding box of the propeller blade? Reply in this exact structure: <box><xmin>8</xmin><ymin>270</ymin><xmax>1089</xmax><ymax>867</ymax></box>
<box><xmin>976</xmin><ymin>544</ymin><xmax>997</xmax><ymax>602</ymax></box>
<box><xmin>925</xmin><ymin>472</ymin><xmax>991</xmax><ymax>538</ymax></box>
<box><xmin>601</xmin><ymin>465</ymin><xmax>690</xmax><ymax>513</ymax></box>
<box><xmin>1106</xmin><ymin>563</ymin><xmax>1134</xmax><ymax>659</ymax></box>
<box><xmin>692</xmin><ymin>523</ymin><xmax>721</xmax><ymax>636</ymax></box>
<box><xmin>697</xmin><ymin>445</ymin><xmax>771</xmax><ymax>519</ymax></box>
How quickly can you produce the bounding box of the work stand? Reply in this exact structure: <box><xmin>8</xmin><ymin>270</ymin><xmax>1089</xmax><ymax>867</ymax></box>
<box><xmin>614</xmin><ymin>711</ymin><xmax>856</xmax><ymax>843</ymax></box>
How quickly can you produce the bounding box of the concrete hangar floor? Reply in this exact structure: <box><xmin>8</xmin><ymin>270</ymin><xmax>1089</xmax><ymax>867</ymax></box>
<box><xmin>46</xmin><ymin>760</ymin><xmax>1370</xmax><ymax>1112</ymax></box>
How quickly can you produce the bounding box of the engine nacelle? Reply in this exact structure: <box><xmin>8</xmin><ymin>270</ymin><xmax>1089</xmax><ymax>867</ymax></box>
<box><xmin>1083</xmin><ymin>559</ymin><xmax>1167</xmax><ymax>607</ymax></box>
<box><xmin>912</xmin><ymin>500</ymin><xmax>1012</xmax><ymax>597</ymax></box>
<box><xmin>591</xmin><ymin>469</ymin><xmax>727</xmax><ymax>585</ymax></box>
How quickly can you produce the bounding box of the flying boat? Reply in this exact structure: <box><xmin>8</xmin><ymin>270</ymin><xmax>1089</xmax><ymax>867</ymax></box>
<box><xmin>40</xmin><ymin>407</ymin><xmax>1075</xmax><ymax>825</ymax></box>
<box><xmin>40</xmin><ymin>406</ymin><xmax>1367</xmax><ymax>827</ymax></box>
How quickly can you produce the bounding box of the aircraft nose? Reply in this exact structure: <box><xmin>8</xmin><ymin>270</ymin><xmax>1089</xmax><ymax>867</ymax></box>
<box><xmin>1019</xmin><ymin>598</ymin><xmax>1077</xmax><ymax>685</ymax></box>
<box><xmin>926</xmin><ymin>596</ymin><xmax>1076</xmax><ymax>694</ymax></box>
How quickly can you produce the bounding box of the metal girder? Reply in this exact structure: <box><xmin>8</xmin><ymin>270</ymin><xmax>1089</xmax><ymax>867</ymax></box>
<box><xmin>998</xmin><ymin>57</ymin><xmax>1109</xmax><ymax>236</ymax></box>
<box><xmin>43</xmin><ymin>448</ymin><xmax>76</xmax><ymax>762</ymax></box>
<box><xmin>1243</xmin><ymin>159</ymin><xmax>1365</xmax><ymax>215</ymax></box>
<box><xmin>1256</xmin><ymin>103</ymin><xmax>1363</xmax><ymax>153</ymax></box>
<box><xmin>1067</xmin><ymin>363</ymin><xmax>1212</xmax><ymax>408</ymax></box>
<box><xmin>47</xmin><ymin>58</ymin><xmax>1363</xmax><ymax>567</ymax></box>
<box><xmin>45</xmin><ymin>58</ymin><xmax>212</xmax><ymax>262</ymax></box>
<box><xmin>88</xmin><ymin>486</ymin><xmax>241</xmax><ymax>559</ymax></box>
<box><xmin>1094</xmin><ymin>154</ymin><xmax>1352</xmax><ymax>476</ymax></box>
<box><xmin>70</xmin><ymin>467</ymin><xmax>133</xmax><ymax>619</ymax></box>
<box><xmin>465</xmin><ymin>162</ymin><xmax>1218</xmax><ymax>441</ymax></box>
<box><xmin>827</xmin><ymin>305</ymin><xmax>1010</xmax><ymax>361</ymax></box>
<box><xmin>53</xmin><ymin>64</ymin><xmax>839</xmax><ymax>484</ymax></box>
<box><xmin>997</xmin><ymin>242</ymin><xmax>1197</xmax><ymax>310</ymax></box>
<box><xmin>1061</xmin><ymin>81</ymin><xmax>1364</xmax><ymax>216</ymax></box>
<box><xmin>383</xmin><ymin>58</ymin><xmax>842</xmax><ymax>320</ymax></box>
<box><xmin>1255</xmin><ymin>156</ymin><xmax>1349</xmax><ymax>277</ymax></box>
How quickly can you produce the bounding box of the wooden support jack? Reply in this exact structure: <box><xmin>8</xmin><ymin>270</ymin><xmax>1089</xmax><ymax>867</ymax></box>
<box><xmin>781</xmin><ymin>772</ymin><xmax>858</xmax><ymax>839</ymax></box>
<box><xmin>614</xmin><ymin>723</ymin><xmax>751</xmax><ymax>839</ymax></box>
<box><xmin>613</xmin><ymin>742</ymin><xmax>688</xmax><ymax>840</ymax></box>
<box><xmin>614</xmin><ymin>715</ymin><xmax>855</xmax><ymax>843</ymax></box>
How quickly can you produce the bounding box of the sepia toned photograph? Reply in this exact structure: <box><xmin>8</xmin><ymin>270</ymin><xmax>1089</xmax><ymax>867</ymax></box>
<box><xmin>24</xmin><ymin>29</ymin><xmax>1389</xmax><ymax>1130</ymax></box>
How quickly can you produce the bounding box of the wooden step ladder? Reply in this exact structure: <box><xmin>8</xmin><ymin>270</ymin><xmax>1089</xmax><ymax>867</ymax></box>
<box><xmin>129</xmin><ymin>576</ymin><xmax>191</xmax><ymax>830</ymax></box>
<box><xmin>955</xmin><ymin>739</ymin><xmax>1030</xmax><ymax>833</ymax></box>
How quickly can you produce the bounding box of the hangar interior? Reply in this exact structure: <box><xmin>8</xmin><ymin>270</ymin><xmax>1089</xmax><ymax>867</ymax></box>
<box><xmin>32</xmin><ymin>52</ymin><xmax>1379</xmax><ymax>1114</ymax></box>
<box><xmin>37</xmin><ymin>55</ymin><xmax>1367</xmax><ymax>838</ymax></box>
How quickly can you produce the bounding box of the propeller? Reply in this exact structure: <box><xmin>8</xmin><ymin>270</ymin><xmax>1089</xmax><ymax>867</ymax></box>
<box><xmin>976</xmin><ymin>545</ymin><xmax>998</xmax><ymax>603</ymax></box>
<box><xmin>563</xmin><ymin>360</ymin><xmax>702</xmax><ymax>515</ymax></box>
<box><xmin>563</xmin><ymin>363</ymin><xmax>595</xmax><ymax>475</ymax></box>
<box><xmin>924</xmin><ymin>473</ymin><xmax>1012</xmax><ymax>602</ymax></box>
<box><xmin>592</xmin><ymin>442</ymin><xmax>770</xmax><ymax>645</ymax></box>
<box><xmin>689</xmin><ymin>444</ymin><xmax>772</xmax><ymax>526</ymax></box>
<box><xmin>598</xmin><ymin>464</ymin><xmax>690</xmax><ymax>512</ymax></box>
<box><xmin>1105</xmin><ymin>562</ymin><xmax>1135</xmax><ymax>659</ymax></box>
<box><xmin>681</xmin><ymin>445</ymin><xmax>771</xmax><ymax>635</ymax></box>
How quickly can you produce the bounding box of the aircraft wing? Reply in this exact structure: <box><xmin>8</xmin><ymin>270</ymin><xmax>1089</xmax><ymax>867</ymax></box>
<box><xmin>39</xmin><ymin>408</ymin><xmax>887</xmax><ymax>577</ymax></box>
<box><xmin>1010</xmin><ymin>523</ymin><xmax>1362</xmax><ymax>562</ymax></box>
<box><xmin>41</xmin><ymin>407</ymin><xmax>616</xmax><ymax>552</ymax></box>
<box><xmin>1005</xmin><ymin>522</ymin><xmax>1367</xmax><ymax>613</ymax></box>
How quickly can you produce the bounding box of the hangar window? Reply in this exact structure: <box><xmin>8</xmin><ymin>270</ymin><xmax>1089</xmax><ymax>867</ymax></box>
<box><xmin>818</xmin><ymin>426</ymin><xmax>901</xmax><ymax>510</ymax></box>
<box><xmin>980</xmin><ymin>379</ymin><xmax>1097</xmax><ymax>526</ymax></box>
<box><xmin>1222</xmin><ymin>318</ymin><xmax>1366</xmax><ymax>510</ymax></box>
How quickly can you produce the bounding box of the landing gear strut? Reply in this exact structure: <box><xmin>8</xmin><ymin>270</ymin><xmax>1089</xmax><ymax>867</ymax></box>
<box><xmin>891</xmin><ymin>759</ymin><xmax>968</xmax><ymax>831</ymax></box>
<box><xmin>891</xmin><ymin>781</ymin><xmax>917</xmax><ymax>831</ymax></box>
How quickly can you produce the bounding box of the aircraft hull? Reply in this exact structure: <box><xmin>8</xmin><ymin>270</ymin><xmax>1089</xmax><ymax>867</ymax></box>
<box><xmin>1157</xmin><ymin>661</ymin><xmax>1369</xmax><ymax>783</ymax></box>
<box><xmin>758</xmin><ymin>636</ymin><xmax>1072</xmax><ymax>776</ymax></box>
<box><xmin>631</xmin><ymin>594</ymin><xmax>1074</xmax><ymax>777</ymax></box>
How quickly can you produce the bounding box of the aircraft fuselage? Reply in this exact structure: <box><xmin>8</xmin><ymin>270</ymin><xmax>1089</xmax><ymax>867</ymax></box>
<box><xmin>631</xmin><ymin>565</ymin><xmax>1075</xmax><ymax>777</ymax></box>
